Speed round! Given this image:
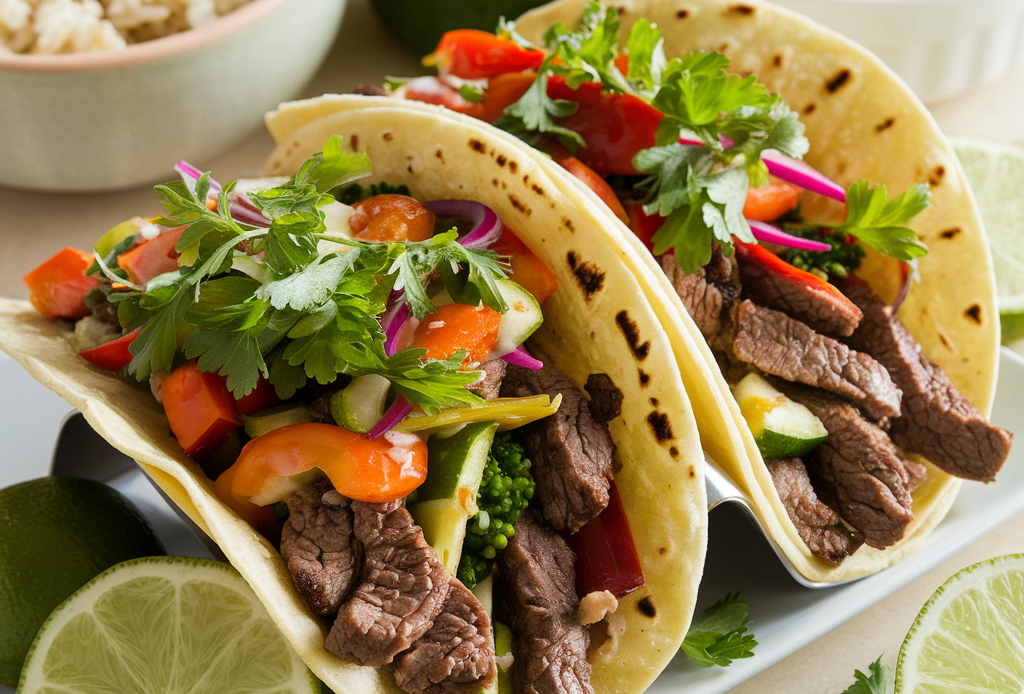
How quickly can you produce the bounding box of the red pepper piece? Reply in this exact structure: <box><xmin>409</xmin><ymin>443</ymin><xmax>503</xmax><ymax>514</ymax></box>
<box><xmin>234</xmin><ymin>375</ymin><xmax>281</xmax><ymax>416</ymax></box>
<box><xmin>404</xmin><ymin>77</ymin><xmax>486</xmax><ymax>119</ymax></box>
<box><xmin>214</xmin><ymin>463</ymin><xmax>282</xmax><ymax>540</ymax></box>
<box><xmin>565</xmin><ymin>481</ymin><xmax>645</xmax><ymax>598</ymax></box>
<box><xmin>434</xmin><ymin>30</ymin><xmax>544</xmax><ymax>79</ymax></box>
<box><xmin>546</xmin><ymin>77</ymin><xmax>663</xmax><ymax>176</ymax></box>
<box><xmin>23</xmin><ymin>247</ymin><xmax>101</xmax><ymax>319</ymax></box>
<box><xmin>78</xmin><ymin>326</ymin><xmax>143</xmax><ymax>370</ymax></box>
<box><xmin>117</xmin><ymin>227</ymin><xmax>185</xmax><ymax>287</ymax></box>
<box><xmin>490</xmin><ymin>229</ymin><xmax>559</xmax><ymax>305</ymax></box>
<box><xmin>627</xmin><ymin>203</ymin><xmax>664</xmax><ymax>253</ymax></box>
<box><xmin>162</xmin><ymin>360</ymin><xmax>241</xmax><ymax>460</ymax></box>
<box><xmin>540</xmin><ymin>140</ymin><xmax>629</xmax><ymax>224</ymax></box>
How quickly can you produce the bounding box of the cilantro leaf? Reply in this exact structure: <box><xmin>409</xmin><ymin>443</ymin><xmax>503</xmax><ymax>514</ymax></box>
<box><xmin>496</xmin><ymin>15</ymin><xmax>535</xmax><ymax>49</ymax></box>
<box><xmin>256</xmin><ymin>252</ymin><xmax>360</xmax><ymax>311</ymax></box>
<box><xmin>625</xmin><ymin>18</ymin><xmax>666</xmax><ymax>96</ymax></box>
<box><xmin>127</xmin><ymin>287</ymin><xmax>193</xmax><ymax>380</ymax></box>
<box><xmin>266</xmin><ymin>346</ymin><xmax>308</xmax><ymax>399</ymax></box>
<box><xmin>262</xmin><ymin>210</ymin><xmax>322</xmax><ymax>276</ymax></box>
<box><xmin>495</xmin><ymin>70</ymin><xmax>586</xmax><ymax>151</ymax></box>
<box><xmin>682</xmin><ymin>593</ymin><xmax>758</xmax><ymax>668</ymax></box>
<box><xmin>838</xmin><ymin>181</ymin><xmax>930</xmax><ymax>261</ymax></box>
<box><xmin>300</xmin><ymin>134</ymin><xmax>372</xmax><ymax>193</ymax></box>
<box><xmin>379</xmin><ymin>349</ymin><xmax>484</xmax><ymax>414</ymax></box>
<box><xmin>841</xmin><ymin>656</ymin><xmax>887</xmax><ymax>694</ymax></box>
<box><xmin>543</xmin><ymin>3</ymin><xmax>628</xmax><ymax>93</ymax></box>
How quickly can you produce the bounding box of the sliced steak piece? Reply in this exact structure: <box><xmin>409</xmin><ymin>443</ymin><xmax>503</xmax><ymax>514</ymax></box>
<box><xmin>903</xmin><ymin>458</ymin><xmax>928</xmax><ymax>493</ymax></box>
<box><xmin>660</xmin><ymin>246</ymin><xmax>740</xmax><ymax>350</ymax></box>
<box><xmin>496</xmin><ymin>512</ymin><xmax>593</xmax><ymax>694</ymax></box>
<box><xmin>326</xmin><ymin>500</ymin><xmax>451</xmax><ymax>667</ymax></box>
<box><xmin>734</xmin><ymin>242</ymin><xmax>863</xmax><ymax>337</ymax></box>
<box><xmin>395</xmin><ymin>578</ymin><xmax>497</xmax><ymax>694</ymax></box>
<box><xmin>280</xmin><ymin>480</ymin><xmax>361</xmax><ymax>615</ymax></box>
<box><xmin>766</xmin><ymin>458</ymin><xmax>863</xmax><ymax>564</ymax></box>
<box><xmin>499</xmin><ymin>363</ymin><xmax>614</xmax><ymax>533</ymax></box>
<box><xmin>472</xmin><ymin>359</ymin><xmax>506</xmax><ymax>400</ymax></box>
<box><xmin>733</xmin><ymin>300</ymin><xmax>902</xmax><ymax>420</ymax></box>
<box><xmin>839</xmin><ymin>278</ymin><xmax>1013</xmax><ymax>481</ymax></box>
<box><xmin>583</xmin><ymin>373</ymin><xmax>623</xmax><ymax>424</ymax></box>
<box><xmin>783</xmin><ymin>386</ymin><xmax>914</xmax><ymax>549</ymax></box>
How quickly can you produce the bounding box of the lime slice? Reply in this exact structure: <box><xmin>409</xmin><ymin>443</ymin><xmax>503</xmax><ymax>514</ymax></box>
<box><xmin>17</xmin><ymin>557</ymin><xmax>319</xmax><ymax>694</ymax></box>
<box><xmin>895</xmin><ymin>553</ymin><xmax>1024</xmax><ymax>693</ymax></box>
<box><xmin>950</xmin><ymin>136</ymin><xmax>1024</xmax><ymax>341</ymax></box>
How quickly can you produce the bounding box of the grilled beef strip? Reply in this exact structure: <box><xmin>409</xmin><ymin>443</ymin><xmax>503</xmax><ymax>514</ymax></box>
<box><xmin>326</xmin><ymin>500</ymin><xmax>451</xmax><ymax>667</ymax></box>
<box><xmin>734</xmin><ymin>245</ymin><xmax>863</xmax><ymax>337</ymax></box>
<box><xmin>765</xmin><ymin>458</ymin><xmax>864</xmax><ymax>564</ymax></box>
<box><xmin>395</xmin><ymin>577</ymin><xmax>497</xmax><ymax>694</ymax></box>
<box><xmin>733</xmin><ymin>300</ymin><xmax>903</xmax><ymax>421</ymax></box>
<box><xmin>660</xmin><ymin>248</ymin><xmax>740</xmax><ymax>350</ymax></box>
<box><xmin>583</xmin><ymin>373</ymin><xmax>623</xmax><ymax>425</ymax></box>
<box><xmin>281</xmin><ymin>480</ymin><xmax>362</xmax><ymax>615</ymax></box>
<box><xmin>839</xmin><ymin>278</ymin><xmax>1013</xmax><ymax>481</ymax></box>
<box><xmin>472</xmin><ymin>359</ymin><xmax>506</xmax><ymax>400</ymax></box>
<box><xmin>782</xmin><ymin>385</ymin><xmax>914</xmax><ymax>549</ymax></box>
<box><xmin>496</xmin><ymin>512</ymin><xmax>593</xmax><ymax>694</ymax></box>
<box><xmin>500</xmin><ymin>362</ymin><xmax>615</xmax><ymax>533</ymax></box>
<box><xmin>902</xmin><ymin>458</ymin><xmax>929</xmax><ymax>493</ymax></box>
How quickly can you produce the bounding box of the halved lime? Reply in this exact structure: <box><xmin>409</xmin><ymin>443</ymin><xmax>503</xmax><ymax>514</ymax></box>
<box><xmin>17</xmin><ymin>557</ymin><xmax>319</xmax><ymax>694</ymax></box>
<box><xmin>950</xmin><ymin>136</ymin><xmax>1024</xmax><ymax>342</ymax></box>
<box><xmin>894</xmin><ymin>553</ymin><xmax>1024</xmax><ymax>693</ymax></box>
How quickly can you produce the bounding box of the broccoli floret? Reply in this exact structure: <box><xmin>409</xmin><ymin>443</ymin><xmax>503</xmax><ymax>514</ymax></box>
<box><xmin>457</xmin><ymin>432</ymin><xmax>535</xmax><ymax>588</ymax></box>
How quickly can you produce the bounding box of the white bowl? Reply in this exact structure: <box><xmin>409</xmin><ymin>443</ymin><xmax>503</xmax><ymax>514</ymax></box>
<box><xmin>0</xmin><ymin>0</ymin><xmax>347</xmax><ymax>193</ymax></box>
<box><xmin>765</xmin><ymin>0</ymin><xmax>1024</xmax><ymax>102</ymax></box>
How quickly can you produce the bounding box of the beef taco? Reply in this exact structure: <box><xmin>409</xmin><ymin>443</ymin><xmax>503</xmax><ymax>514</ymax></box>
<box><xmin>266</xmin><ymin>0</ymin><xmax>1012</xmax><ymax>583</ymax></box>
<box><xmin>0</xmin><ymin>105</ymin><xmax>707</xmax><ymax>694</ymax></box>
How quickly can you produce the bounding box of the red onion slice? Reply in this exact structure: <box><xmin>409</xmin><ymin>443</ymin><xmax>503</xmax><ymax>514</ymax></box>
<box><xmin>175</xmin><ymin>160</ymin><xmax>222</xmax><ymax>195</ymax></box>
<box><xmin>367</xmin><ymin>395</ymin><xmax>413</xmax><ymax>439</ymax></box>
<box><xmin>892</xmin><ymin>261</ymin><xmax>912</xmax><ymax>315</ymax></box>
<box><xmin>747</xmin><ymin>220</ymin><xmax>832</xmax><ymax>252</ymax></box>
<box><xmin>383</xmin><ymin>304</ymin><xmax>411</xmax><ymax>357</ymax></box>
<box><xmin>424</xmin><ymin>200</ymin><xmax>503</xmax><ymax>249</ymax></box>
<box><xmin>175</xmin><ymin>160</ymin><xmax>272</xmax><ymax>227</ymax></box>
<box><xmin>500</xmin><ymin>346</ymin><xmax>543</xmax><ymax>370</ymax></box>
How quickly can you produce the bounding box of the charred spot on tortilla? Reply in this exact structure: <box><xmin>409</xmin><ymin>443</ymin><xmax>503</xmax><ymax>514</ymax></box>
<box><xmin>616</xmin><ymin>5</ymin><xmax>626</xmax><ymax>15</ymax></box>
<box><xmin>566</xmin><ymin>251</ymin><xmax>604</xmax><ymax>299</ymax></box>
<box><xmin>658</xmin><ymin>547</ymin><xmax>667</xmax><ymax>556</ymax></box>
<box><xmin>688</xmin><ymin>466</ymin><xmax>695</xmax><ymax>478</ymax></box>
<box><xmin>649</xmin><ymin>397</ymin><xmax>659</xmax><ymax>406</ymax></box>
<box><xmin>563</xmin><ymin>217</ymin><xmax>576</xmax><ymax>233</ymax></box>
<box><xmin>669</xmin><ymin>446</ymin><xmax>680</xmax><ymax>459</ymax></box>
<box><xmin>434</xmin><ymin>149</ymin><xmax>443</xmax><ymax>163</ymax></box>
<box><xmin>531</xmin><ymin>183</ymin><xmax>545</xmax><ymax>196</ymax></box>
<box><xmin>941</xmin><ymin>227</ymin><xmax>961</xmax><ymax>240</ymax></box>
<box><xmin>728</xmin><ymin>4</ymin><xmax>755</xmax><ymax>14</ymax></box>
<box><xmin>638</xmin><ymin>369</ymin><xmax>650</xmax><ymax>387</ymax></box>
<box><xmin>939</xmin><ymin>332</ymin><xmax>953</xmax><ymax>350</ymax></box>
<box><xmin>876</xmin><ymin>117</ymin><xmax>895</xmax><ymax>133</ymax></box>
<box><xmin>350</xmin><ymin>135</ymin><xmax>359</xmax><ymax>150</ymax></box>
<box><xmin>646</xmin><ymin>411</ymin><xmax>674</xmax><ymax>444</ymax></box>
<box><xmin>590</xmin><ymin>331</ymin><xmax>596</xmax><ymax>339</ymax></box>
<box><xmin>637</xmin><ymin>596</ymin><xmax>656</xmax><ymax>618</ymax></box>
<box><xmin>826</xmin><ymin>69</ymin><xmax>852</xmax><ymax>93</ymax></box>
<box><xmin>965</xmin><ymin>304</ymin><xmax>982</xmax><ymax>324</ymax></box>
<box><xmin>676</xmin><ymin>9</ymin><xmax>689</xmax><ymax>18</ymax></box>
<box><xmin>804</xmin><ymin>103</ymin><xmax>817</xmax><ymax>115</ymax></box>
<box><xmin>407</xmin><ymin>165</ymin><xmax>414</xmax><ymax>174</ymax></box>
<box><xmin>773</xmin><ymin>54</ymin><xmax>783</xmax><ymax>67</ymax></box>
<box><xmin>383</xmin><ymin>132</ymin><xmax>394</xmax><ymax>141</ymax></box>
<box><xmin>492</xmin><ymin>178</ymin><xmax>499</xmax><ymax>188</ymax></box>
<box><xmin>509</xmin><ymin>160</ymin><xmax>518</xmax><ymax>174</ymax></box>
<box><xmin>496</xmin><ymin>154</ymin><xmax>507</xmax><ymax>167</ymax></box>
<box><xmin>615</xmin><ymin>310</ymin><xmax>650</xmax><ymax>361</ymax></box>
<box><xmin>509</xmin><ymin>194</ymin><xmax>532</xmax><ymax>215</ymax></box>
<box><xmin>469</xmin><ymin>139</ymin><xmax>486</xmax><ymax>154</ymax></box>
<box><xmin>929</xmin><ymin>166</ymin><xmax>946</xmax><ymax>187</ymax></box>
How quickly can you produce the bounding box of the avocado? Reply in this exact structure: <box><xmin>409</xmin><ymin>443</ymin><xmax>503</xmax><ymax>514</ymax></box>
<box><xmin>241</xmin><ymin>403</ymin><xmax>314</xmax><ymax>439</ymax></box>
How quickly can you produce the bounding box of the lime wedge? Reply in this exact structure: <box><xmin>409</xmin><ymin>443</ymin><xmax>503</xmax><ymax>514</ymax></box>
<box><xmin>17</xmin><ymin>557</ymin><xmax>319</xmax><ymax>694</ymax></box>
<box><xmin>950</xmin><ymin>136</ymin><xmax>1024</xmax><ymax>341</ymax></box>
<box><xmin>895</xmin><ymin>553</ymin><xmax>1024</xmax><ymax>693</ymax></box>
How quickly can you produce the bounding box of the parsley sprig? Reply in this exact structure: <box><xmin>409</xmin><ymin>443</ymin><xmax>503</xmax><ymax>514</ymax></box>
<box><xmin>115</xmin><ymin>136</ymin><xmax>509</xmax><ymax>414</ymax></box>
<box><xmin>681</xmin><ymin>592</ymin><xmax>758</xmax><ymax>668</ymax></box>
<box><xmin>841</xmin><ymin>656</ymin><xmax>887</xmax><ymax>694</ymax></box>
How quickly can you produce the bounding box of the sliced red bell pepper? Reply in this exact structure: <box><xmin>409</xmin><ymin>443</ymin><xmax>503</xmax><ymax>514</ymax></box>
<box><xmin>434</xmin><ymin>29</ymin><xmax>544</xmax><ymax>80</ymax></box>
<box><xmin>117</xmin><ymin>227</ymin><xmax>185</xmax><ymax>287</ymax></box>
<box><xmin>540</xmin><ymin>140</ymin><xmax>629</xmax><ymax>224</ymax></box>
<box><xmin>627</xmin><ymin>203</ymin><xmax>664</xmax><ymax>253</ymax></box>
<box><xmin>234</xmin><ymin>375</ymin><xmax>281</xmax><ymax>416</ymax></box>
<box><xmin>743</xmin><ymin>177</ymin><xmax>803</xmax><ymax>222</ymax></box>
<box><xmin>78</xmin><ymin>326</ymin><xmax>143</xmax><ymax>370</ymax></box>
<box><xmin>411</xmin><ymin>303</ymin><xmax>502</xmax><ymax>363</ymax></box>
<box><xmin>490</xmin><ymin>229</ymin><xmax>559</xmax><ymax>305</ymax></box>
<box><xmin>23</xmin><ymin>247</ymin><xmax>101</xmax><ymax>320</ymax></box>
<box><xmin>403</xmin><ymin>77</ymin><xmax>486</xmax><ymax>119</ymax></box>
<box><xmin>546</xmin><ymin>77</ymin><xmax>663</xmax><ymax>176</ymax></box>
<box><xmin>161</xmin><ymin>360</ymin><xmax>241</xmax><ymax>460</ymax></box>
<box><xmin>565</xmin><ymin>481</ymin><xmax>645</xmax><ymax>598</ymax></box>
<box><xmin>479</xmin><ymin>71</ymin><xmax>536</xmax><ymax>123</ymax></box>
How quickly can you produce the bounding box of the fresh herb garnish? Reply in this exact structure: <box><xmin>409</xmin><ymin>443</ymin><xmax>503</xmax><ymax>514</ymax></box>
<box><xmin>782</xmin><ymin>227</ymin><xmax>866</xmax><ymax>280</ymax></box>
<box><xmin>681</xmin><ymin>592</ymin><xmax>758</xmax><ymax>668</ymax></box>
<box><xmin>840</xmin><ymin>656</ymin><xmax>887</xmax><ymax>694</ymax></box>
<box><xmin>333</xmin><ymin>181</ymin><xmax>411</xmax><ymax>205</ymax></box>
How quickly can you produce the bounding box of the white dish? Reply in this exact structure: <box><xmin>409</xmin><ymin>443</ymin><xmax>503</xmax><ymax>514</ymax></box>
<box><xmin>0</xmin><ymin>347</ymin><xmax>1021</xmax><ymax>693</ymax></box>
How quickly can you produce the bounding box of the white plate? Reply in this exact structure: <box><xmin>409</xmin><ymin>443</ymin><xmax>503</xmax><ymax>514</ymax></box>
<box><xmin>1</xmin><ymin>348</ymin><xmax>1021</xmax><ymax>694</ymax></box>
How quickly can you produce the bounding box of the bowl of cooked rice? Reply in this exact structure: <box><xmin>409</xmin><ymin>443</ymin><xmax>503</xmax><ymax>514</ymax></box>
<box><xmin>0</xmin><ymin>0</ymin><xmax>347</xmax><ymax>191</ymax></box>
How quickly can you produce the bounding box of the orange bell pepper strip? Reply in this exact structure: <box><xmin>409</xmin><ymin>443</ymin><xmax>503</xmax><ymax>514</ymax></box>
<box><xmin>350</xmin><ymin>194</ymin><xmax>436</xmax><ymax>242</ymax></box>
<box><xmin>490</xmin><ymin>229</ymin><xmax>559</xmax><ymax>305</ymax></box>
<box><xmin>78</xmin><ymin>326</ymin><xmax>144</xmax><ymax>370</ymax></box>
<box><xmin>161</xmin><ymin>360</ymin><xmax>241</xmax><ymax>460</ymax></box>
<box><xmin>743</xmin><ymin>177</ymin><xmax>803</xmax><ymax>222</ymax></box>
<box><xmin>214</xmin><ymin>464</ymin><xmax>282</xmax><ymax>537</ymax></box>
<box><xmin>228</xmin><ymin>423</ymin><xmax>428</xmax><ymax>504</ymax></box>
<box><xmin>627</xmin><ymin>203</ymin><xmax>664</xmax><ymax>253</ymax></box>
<box><xmin>540</xmin><ymin>140</ymin><xmax>629</xmax><ymax>224</ymax></box>
<box><xmin>411</xmin><ymin>303</ymin><xmax>501</xmax><ymax>364</ymax></box>
<box><xmin>23</xmin><ymin>247</ymin><xmax>101</xmax><ymax>319</ymax></box>
<box><xmin>432</xmin><ymin>30</ymin><xmax>545</xmax><ymax>80</ymax></box>
<box><xmin>117</xmin><ymin>227</ymin><xmax>186</xmax><ymax>287</ymax></box>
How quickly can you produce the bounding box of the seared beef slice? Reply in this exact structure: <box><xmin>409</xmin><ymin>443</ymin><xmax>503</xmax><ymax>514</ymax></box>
<box><xmin>473</xmin><ymin>359</ymin><xmax>506</xmax><ymax>401</ymax></box>
<box><xmin>500</xmin><ymin>363</ymin><xmax>614</xmax><ymax>533</ymax></box>
<box><xmin>784</xmin><ymin>386</ymin><xmax>914</xmax><ymax>549</ymax></box>
<box><xmin>840</xmin><ymin>279</ymin><xmax>1012</xmax><ymax>481</ymax></box>
<box><xmin>660</xmin><ymin>248</ymin><xmax>740</xmax><ymax>349</ymax></box>
<box><xmin>733</xmin><ymin>300</ymin><xmax>902</xmax><ymax>420</ymax></box>
<box><xmin>497</xmin><ymin>513</ymin><xmax>593</xmax><ymax>694</ymax></box>
<box><xmin>281</xmin><ymin>480</ymin><xmax>361</xmax><ymax>615</ymax></box>
<box><xmin>766</xmin><ymin>458</ymin><xmax>863</xmax><ymax>564</ymax></box>
<box><xmin>395</xmin><ymin>578</ymin><xmax>497</xmax><ymax>694</ymax></box>
<box><xmin>327</xmin><ymin>500</ymin><xmax>451</xmax><ymax>667</ymax></box>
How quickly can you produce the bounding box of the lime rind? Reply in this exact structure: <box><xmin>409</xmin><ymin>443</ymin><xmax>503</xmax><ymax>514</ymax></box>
<box><xmin>17</xmin><ymin>556</ymin><xmax>319</xmax><ymax>694</ymax></box>
<box><xmin>895</xmin><ymin>553</ymin><xmax>1024</xmax><ymax>694</ymax></box>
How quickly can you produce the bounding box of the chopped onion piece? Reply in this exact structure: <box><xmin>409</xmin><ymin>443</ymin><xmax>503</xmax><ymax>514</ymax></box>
<box><xmin>368</xmin><ymin>396</ymin><xmax>413</xmax><ymax>439</ymax></box>
<box><xmin>761</xmin><ymin>150</ymin><xmax>846</xmax><ymax>203</ymax></box>
<box><xmin>383</xmin><ymin>304</ymin><xmax>411</xmax><ymax>356</ymax></box>
<box><xmin>424</xmin><ymin>199</ymin><xmax>503</xmax><ymax>249</ymax></box>
<box><xmin>747</xmin><ymin>220</ymin><xmax>832</xmax><ymax>252</ymax></box>
<box><xmin>501</xmin><ymin>346</ymin><xmax>543</xmax><ymax>371</ymax></box>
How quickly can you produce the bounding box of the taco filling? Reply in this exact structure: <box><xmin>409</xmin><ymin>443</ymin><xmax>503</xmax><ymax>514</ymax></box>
<box><xmin>21</xmin><ymin>140</ymin><xmax>650</xmax><ymax>694</ymax></box>
<box><xmin>375</xmin><ymin>1</ymin><xmax>1013</xmax><ymax>566</ymax></box>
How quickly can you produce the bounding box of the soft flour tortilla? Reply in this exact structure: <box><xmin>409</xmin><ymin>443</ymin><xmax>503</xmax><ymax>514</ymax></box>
<box><xmin>0</xmin><ymin>103</ymin><xmax>708</xmax><ymax>694</ymax></box>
